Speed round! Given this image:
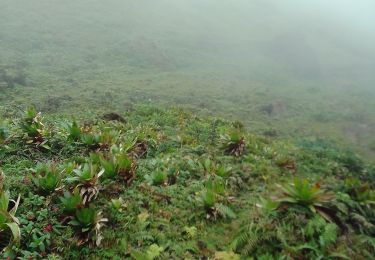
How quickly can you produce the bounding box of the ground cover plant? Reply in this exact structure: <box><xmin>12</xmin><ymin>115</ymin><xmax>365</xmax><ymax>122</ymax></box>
<box><xmin>0</xmin><ymin>105</ymin><xmax>374</xmax><ymax>259</ymax></box>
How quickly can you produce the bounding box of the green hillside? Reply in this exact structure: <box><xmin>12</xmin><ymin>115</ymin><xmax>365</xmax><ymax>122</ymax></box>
<box><xmin>0</xmin><ymin>106</ymin><xmax>374</xmax><ymax>259</ymax></box>
<box><xmin>1</xmin><ymin>0</ymin><xmax>375</xmax><ymax>160</ymax></box>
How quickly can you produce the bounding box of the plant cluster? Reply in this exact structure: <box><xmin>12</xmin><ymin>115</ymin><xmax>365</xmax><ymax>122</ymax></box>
<box><xmin>0</xmin><ymin>106</ymin><xmax>373</xmax><ymax>259</ymax></box>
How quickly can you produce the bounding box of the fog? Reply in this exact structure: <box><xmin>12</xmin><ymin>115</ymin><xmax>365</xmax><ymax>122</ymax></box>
<box><xmin>1</xmin><ymin>0</ymin><xmax>375</xmax><ymax>157</ymax></box>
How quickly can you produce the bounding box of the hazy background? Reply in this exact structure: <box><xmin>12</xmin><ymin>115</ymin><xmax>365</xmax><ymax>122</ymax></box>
<box><xmin>1</xmin><ymin>0</ymin><xmax>374</xmax><ymax>159</ymax></box>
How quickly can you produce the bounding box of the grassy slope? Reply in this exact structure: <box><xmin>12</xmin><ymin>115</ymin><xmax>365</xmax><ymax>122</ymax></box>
<box><xmin>0</xmin><ymin>2</ymin><xmax>374</xmax><ymax>257</ymax></box>
<box><xmin>0</xmin><ymin>105</ymin><xmax>374</xmax><ymax>259</ymax></box>
<box><xmin>0</xmin><ymin>1</ymin><xmax>375</xmax><ymax>161</ymax></box>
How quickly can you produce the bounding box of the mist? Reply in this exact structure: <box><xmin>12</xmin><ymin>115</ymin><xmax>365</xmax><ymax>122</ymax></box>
<box><xmin>1</xmin><ymin>0</ymin><xmax>375</xmax><ymax>158</ymax></box>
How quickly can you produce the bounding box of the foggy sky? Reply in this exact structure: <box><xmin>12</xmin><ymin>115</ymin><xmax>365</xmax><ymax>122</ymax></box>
<box><xmin>1</xmin><ymin>0</ymin><xmax>374</xmax><ymax>89</ymax></box>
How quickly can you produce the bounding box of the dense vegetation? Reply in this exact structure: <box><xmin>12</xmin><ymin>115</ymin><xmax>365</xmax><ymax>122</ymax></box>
<box><xmin>1</xmin><ymin>105</ymin><xmax>374</xmax><ymax>259</ymax></box>
<box><xmin>1</xmin><ymin>1</ymin><xmax>375</xmax><ymax>161</ymax></box>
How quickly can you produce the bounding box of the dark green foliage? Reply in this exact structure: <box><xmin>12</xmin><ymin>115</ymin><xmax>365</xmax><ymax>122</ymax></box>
<box><xmin>67</xmin><ymin>163</ymin><xmax>103</xmax><ymax>204</ymax></box>
<box><xmin>69</xmin><ymin>206</ymin><xmax>107</xmax><ymax>246</ymax></box>
<box><xmin>59</xmin><ymin>190</ymin><xmax>82</xmax><ymax>214</ymax></box>
<box><xmin>276</xmin><ymin>178</ymin><xmax>334</xmax><ymax>209</ymax></box>
<box><xmin>67</xmin><ymin>121</ymin><xmax>81</xmax><ymax>141</ymax></box>
<box><xmin>341</xmin><ymin>178</ymin><xmax>375</xmax><ymax>204</ymax></box>
<box><xmin>31</xmin><ymin>162</ymin><xmax>62</xmax><ymax>195</ymax></box>
<box><xmin>20</xmin><ymin>107</ymin><xmax>45</xmax><ymax>142</ymax></box>
<box><xmin>202</xmin><ymin>189</ymin><xmax>216</xmax><ymax>209</ymax></box>
<box><xmin>151</xmin><ymin>171</ymin><xmax>167</xmax><ymax>186</ymax></box>
<box><xmin>339</xmin><ymin>152</ymin><xmax>364</xmax><ymax>173</ymax></box>
<box><xmin>0</xmin><ymin>187</ymin><xmax>21</xmax><ymax>252</ymax></box>
<box><xmin>100</xmin><ymin>152</ymin><xmax>135</xmax><ymax>180</ymax></box>
<box><xmin>0</xmin><ymin>106</ymin><xmax>374</xmax><ymax>259</ymax></box>
<box><xmin>231</xmin><ymin>222</ymin><xmax>273</xmax><ymax>257</ymax></box>
<box><xmin>0</xmin><ymin>120</ymin><xmax>8</xmax><ymax>143</ymax></box>
<box><xmin>222</xmin><ymin>131</ymin><xmax>246</xmax><ymax>156</ymax></box>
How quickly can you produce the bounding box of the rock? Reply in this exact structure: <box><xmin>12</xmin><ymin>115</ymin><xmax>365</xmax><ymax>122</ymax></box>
<box><xmin>102</xmin><ymin>112</ymin><xmax>126</xmax><ymax>123</ymax></box>
<box><xmin>261</xmin><ymin>100</ymin><xmax>286</xmax><ymax>116</ymax></box>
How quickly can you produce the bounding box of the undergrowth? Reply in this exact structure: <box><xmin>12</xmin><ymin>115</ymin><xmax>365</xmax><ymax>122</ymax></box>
<box><xmin>0</xmin><ymin>105</ymin><xmax>374</xmax><ymax>259</ymax></box>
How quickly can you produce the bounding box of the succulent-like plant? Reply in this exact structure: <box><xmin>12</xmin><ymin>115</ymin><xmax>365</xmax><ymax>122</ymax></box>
<box><xmin>275</xmin><ymin>155</ymin><xmax>297</xmax><ymax>172</ymax></box>
<box><xmin>20</xmin><ymin>106</ymin><xmax>45</xmax><ymax>144</ymax></box>
<box><xmin>31</xmin><ymin>162</ymin><xmax>62</xmax><ymax>195</ymax></box>
<box><xmin>110</xmin><ymin>197</ymin><xmax>126</xmax><ymax>212</ymax></box>
<box><xmin>97</xmin><ymin>129</ymin><xmax>120</xmax><ymax>151</ymax></box>
<box><xmin>274</xmin><ymin>178</ymin><xmax>335</xmax><ymax>221</ymax></box>
<box><xmin>67</xmin><ymin>163</ymin><xmax>103</xmax><ymax>204</ymax></box>
<box><xmin>0</xmin><ymin>188</ymin><xmax>21</xmax><ymax>252</ymax></box>
<box><xmin>122</xmin><ymin>137</ymin><xmax>148</xmax><ymax>158</ymax></box>
<box><xmin>222</xmin><ymin>131</ymin><xmax>246</xmax><ymax>156</ymax></box>
<box><xmin>99</xmin><ymin>152</ymin><xmax>136</xmax><ymax>184</ymax></box>
<box><xmin>81</xmin><ymin>132</ymin><xmax>101</xmax><ymax>149</ymax></box>
<box><xmin>67</xmin><ymin>120</ymin><xmax>81</xmax><ymax>142</ymax></box>
<box><xmin>99</xmin><ymin>155</ymin><xmax>117</xmax><ymax>180</ymax></box>
<box><xmin>69</xmin><ymin>206</ymin><xmax>108</xmax><ymax>246</ymax></box>
<box><xmin>115</xmin><ymin>153</ymin><xmax>136</xmax><ymax>184</ymax></box>
<box><xmin>59</xmin><ymin>190</ymin><xmax>83</xmax><ymax>214</ymax></box>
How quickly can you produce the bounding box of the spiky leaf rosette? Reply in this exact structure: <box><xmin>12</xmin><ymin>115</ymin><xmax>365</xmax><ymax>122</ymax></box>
<box><xmin>69</xmin><ymin>206</ymin><xmax>108</xmax><ymax>247</ymax></box>
<box><xmin>31</xmin><ymin>161</ymin><xmax>62</xmax><ymax>195</ymax></box>
<box><xmin>99</xmin><ymin>151</ymin><xmax>136</xmax><ymax>184</ymax></box>
<box><xmin>274</xmin><ymin>178</ymin><xmax>335</xmax><ymax>221</ymax></box>
<box><xmin>222</xmin><ymin>131</ymin><xmax>246</xmax><ymax>157</ymax></box>
<box><xmin>0</xmin><ymin>188</ymin><xmax>21</xmax><ymax>252</ymax></box>
<box><xmin>117</xmin><ymin>154</ymin><xmax>136</xmax><ymax>185</ymax></box>
<box><xmin>68</xmin><ymin>163</ymin><xmax>104</xmax><ymax>205</ymax></box>
<box><xmin>20</xmin><ymin>106</ymin><xmax>46</xmax><ymax>144</ymax></box>
<box><xmin>67</xmin><ymin>120</ymin><xmax>81</xmax><ymax>141</ymax></box>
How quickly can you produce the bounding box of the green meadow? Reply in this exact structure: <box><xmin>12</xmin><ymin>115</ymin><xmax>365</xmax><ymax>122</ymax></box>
<box><xmin>0</xmin><ymin>1</ymin><xmax>374</xmax><ymax>259</ymax></box>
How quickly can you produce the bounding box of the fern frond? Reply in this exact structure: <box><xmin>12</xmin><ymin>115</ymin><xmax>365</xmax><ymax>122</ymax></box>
<box><xmin>216</xmin><ymin>203</ymin><xmax>236</xmax><ymax>219</ymax></box>
<box><xmin>306</xmin><ymin>216</ymin><xmax>326</xmax><ymax>238</ymax></box>
<box><xmin>241</xmin><ymin>235</ymin><xmax>260</xmax><ymax>256</ymax></box>
<box><xmin>357</xmin><ymin>234</ymin><xmax>375</xmax><ymax>252</ymax></box>
<box><xmin>327</xmin><ymin>252</ymin><xmax>351</xmax><ymax>259</ymax></box>
<box><xmin>230</xmin><ymin>223</ymin><xmax>257</xmax><ymax>251</ymax></box>
<box><xmin>351</xmin><ymin>213</ymin><xmax>374</xmax><ymax>229</ymax></box>
<box><xmin>302</xmin><ymin>215</ymin><xmax>327</xmax><ymax>238</ymax></box>
<box><xmin>231</xmin><ymin>222</ymin><xmax>274</xmax><ymax>256</ymax></box>
<box><xmin>320</xmin><ymin>223</ymin><xmax>337</xmax><ymax>247</ymax></box>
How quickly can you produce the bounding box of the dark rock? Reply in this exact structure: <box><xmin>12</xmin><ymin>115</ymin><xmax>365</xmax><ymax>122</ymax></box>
<box><xmin>261</xmin><ymin>100</ymin><xmax>286</xmax><ymax>116</ymax></box>
<box><xmin>261</xmin><ymin>104</ymin><xmax>274</xmax><ymax>115</ymax></box>
<box><xmin>41</xmin><ymin>95</ymin><xmax>73</xmax><ymax>112</ymax></box>
<box><xmin>263</xmin><ymin>129</ymin><xmax>278</xmax><ymax>137</ymax></box>
<box><xmin>102</xmin><ymin>112</ymin><xmax>126</xmax><ymax>123</ymax></box>
<box><xmin>0</xmin><ymin>66</ymin><xmax>27</xmax><ymax>88</ymax></box>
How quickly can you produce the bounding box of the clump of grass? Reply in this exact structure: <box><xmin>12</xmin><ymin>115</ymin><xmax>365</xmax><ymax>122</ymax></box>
<box><xmin>151</xmin><ymin>171</ymin><xmax>167</xmax><ymax>186</ymax></box>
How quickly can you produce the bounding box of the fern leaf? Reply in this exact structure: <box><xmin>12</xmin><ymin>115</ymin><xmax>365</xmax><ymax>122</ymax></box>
<box><xmin>216</xmin><ymin>203</ymin><xmax>236</xmax><ymax>219</ymax></box>
<box><xmin>320</xmin><ymin>223</ymin><xmax>337</xmax><ymax>247</ymax></box>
